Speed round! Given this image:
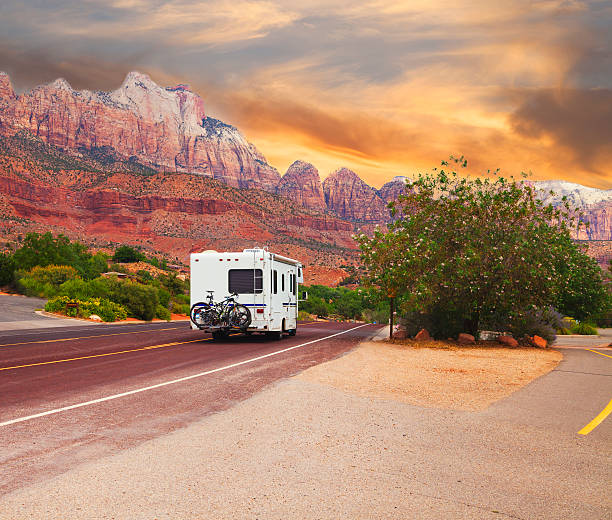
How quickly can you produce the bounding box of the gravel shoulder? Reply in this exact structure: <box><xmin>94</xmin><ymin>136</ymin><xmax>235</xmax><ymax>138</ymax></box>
<box><xmin>297</xmin><ymin>340</ymin><xmax>563</xmax><ymax>411</ymax></box>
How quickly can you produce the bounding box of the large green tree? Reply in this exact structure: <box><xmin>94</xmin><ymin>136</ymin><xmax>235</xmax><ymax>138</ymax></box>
<box><xmin>357</xmin><ymin>157</ymin><xmax>608</xmax><ymax>338</ymax></box>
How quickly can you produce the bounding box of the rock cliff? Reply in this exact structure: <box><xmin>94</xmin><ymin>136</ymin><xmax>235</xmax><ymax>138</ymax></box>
<box><xmin>377</xmin><ymin>176</ymin><xmax>410</xmax><ymax>204</ymax></box>
<box><xmin>323</xmin><ymin>168</ymin><xmax>389</xmax><ymax>222</ymax></box>
<box><xmin>277</xmin><ymin>161</ymin><xmax>326</xmax><ymax>211</ymax></box>
<box><xmin>0</xmin><ymin>71</ymin><xmax>280</xmax><ymax>191</ymax></box>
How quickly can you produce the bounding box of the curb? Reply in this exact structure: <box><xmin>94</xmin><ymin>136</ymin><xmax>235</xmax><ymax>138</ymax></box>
<box><xmin>369</xmin><ymin>326</ymin><xmax>389</xmax><ymax>341</ymax></box>
<box><xmin>36</xmin><ymin>310</ymin><xmax>190</xmax><ymax>326</ymax></box>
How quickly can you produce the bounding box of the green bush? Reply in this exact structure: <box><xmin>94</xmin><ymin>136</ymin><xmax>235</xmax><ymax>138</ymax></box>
<box><xmin>155</xmin><ymin>304</ymin><xmax>171</xmax><ymax>321</ymax></box>
<box><xmin>112</xmin><ymin>245</ymin><xmax>145</xmax><ymax>263</ymax></box>
<box><xmin>103</xmin><ymin>278</ymin><xmax>159</xmax><ymax>321</ymax></box>
<box><xmin>16</xmin><ymin>265</ymin><xmax>81</xmax><ymax>297</ymax></box>
<box><xmin>508</xmin><ymin>307</ymin><xmax>563</xmax><ymax>344</ymax></box>
<box><xmin>298</xmin><ymin>310</ymin><xmax>314</xmax><ymax>321</ymax></box>
<box><xmin>17</xmin><ymin>277</ymin><xmax>57</xmax><ymax>298</ymax></box>
<box><xmin>45</xmin><ymin>296</ymin><xmax>127</xmax><ymax>322</ymax></box>
<box><xmin>173</xmin><ymin>293</ymin><xmax>190</xmax><ymax>305</ymax></box>
<box><xmin>170</xmin><ymin>302</ymin><xmax>190</xmax><ymax>315</ymax></box>
<box><xmin>570</xmin><ymin>322</ymin><xmax>598</xmax><ymax>335</ymax></box>
<box><xmin>57</xmin><ymin>278</ymin><xmax>106</xmax><ymax>300</ymax></box>
<box><xmin>0</xmin><ymin>253</ymin><xmax>15</xmax><ymax>285</ymax></box>
<box><xmin>26</xmin><ymin>265</ymin><xmax>79</xmax><ymax>286</ymax></box>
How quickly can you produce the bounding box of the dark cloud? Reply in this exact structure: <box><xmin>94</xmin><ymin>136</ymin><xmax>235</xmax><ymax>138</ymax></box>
<box><xmin>509</xmin><ymin>88</ymin><xmax>612</xmax><ymax>168</ymax></box>
<box><xmin>0</xmin><ymin>42</ymin><xmax>149</xmax><ymax>92</ymax></box>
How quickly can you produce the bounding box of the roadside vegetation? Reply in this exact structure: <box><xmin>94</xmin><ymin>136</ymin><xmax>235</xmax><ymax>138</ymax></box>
<box><xmin>357</xmin><ymin>156</ymin><xmax>611</xmax><ymax>342</ymax></box>
<box><xmin>0</xmin><ymin>233</ymin><xmax>188</xmax><ymax>322</ymax></box>
<box><xmin>298</xmin><ymin>285</ymin><xmax>388</xmax><ymax>323</ymax></box>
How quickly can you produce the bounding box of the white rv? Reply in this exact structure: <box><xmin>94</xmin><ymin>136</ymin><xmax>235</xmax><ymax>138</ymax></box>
<box><xmin>190</xmin><ymin>248</ymin><xmax>304</xmax><ymax>339</ymax></box>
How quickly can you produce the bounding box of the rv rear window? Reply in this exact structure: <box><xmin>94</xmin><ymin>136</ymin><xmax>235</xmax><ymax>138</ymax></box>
<box><xmin>228</xmin><ymin>269</ymin><xmax>263</xmax><ymax>294</ymax></box>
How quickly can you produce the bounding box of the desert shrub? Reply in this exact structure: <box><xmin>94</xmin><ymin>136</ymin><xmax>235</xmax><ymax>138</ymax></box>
<box><xmin>137</xmin><ymin>269</ymin><xmax>153</xmax><ymax>281</ymax></box>
<box><xmin>104</xmin><ymin>278</ymin><xmax>159</xmax><ymax>321</ymax></box>
<box><xmin>26</xmin><ymin>265</ymin><xmax>79</xmax><ymax>286</ymax></box>
<box><xmin>16</xmin><ymin>265</ymin><xmax>80</xmax><ymax>297</ymax></box>
<box><xmin>570</xmin><ymin>322</ymin><xmax>598</xmax><ymax>335</ymax></box>
<box><xmin>155</xmin><ymin>304</ymin><xmax>171</xmax><ymax>321</ymax></box>
<box><xmin>57</xmin><ymin>277</ymin><xmax>109</xmax><ymax>300</ymax></box>
<box><xmin>16</xmin><ymin>277</ymin><xmax>57</xmax><ymax>298</ymax></box>
<box><xmin>298</xmin><ymin>310</ymin><xmax>315</xmax><ymax>321</ymax></box>
<box><xmin>0</xmin><ymin>253</ymin><xmax>15</xmax><ymax>285</ymax></box>
<box><xmin>45</xmin><ymin>296</ymin><xmax>127</xmax><ymax>322</ymax></box>
<box><xmin>362</xmin><ymin>308</ymin><xmax>389</xmax><ymax>324</ymax></box>
<box><xmin>157</xmin><ymin>287</ymin><xmax>171</xmax><ymax>308</ymax></box>
<box><xmin>557</xmin><ymin>327</ymin><xmax>571</xmax><ymax>335</ymax></box>
<box><xmin>112</xmin><ymin>245</ymin><xmax>145</xmax><ymax>263</ymax></box>
<box><xmin>173</xmin><ymin>293</ymin><xmax>190</xmax><ymax>305</ymax></box>
<box><xmin>508</xmin><ymin>306</ymin><xmax>563</xmax><ymax>343</ymax></box>
<box><xmin>157</xmin><ymin>273</ymin><xmax>188</xmax><ymax>296</ymax></box>
<box><xmin>170</xmin><ymin>302</ymin><xmax>190</xmax><ymax>315</ymax></box>
<box><xmin>301</xmin><ymin>296</ymin><xmax>330</xmax><ymax>317</ymax></box>
<box><xmin>108</xmin><ymin>263</ymin><xmax>129</xmax><ymax>274</ymax></box>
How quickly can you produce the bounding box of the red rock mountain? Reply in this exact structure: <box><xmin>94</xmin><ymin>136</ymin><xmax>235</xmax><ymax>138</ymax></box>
<box><xmin>0</xmin><ymin>71</ymin><xmax>610</xmax><ymax>278</ymax></box>
<box><xmin>276</xmin><ymin>160</ymin><xmax>326</xmax><ymax>211</ymax></box>
<box><xmin>0</xmin><ymin>71</ymin><xmax>280</xmax><ymax>191</ymax></box>
<box><xmin>323</xmin><ymin>168</ymin><xmax>389</xmax><ymax>222</ymax></box>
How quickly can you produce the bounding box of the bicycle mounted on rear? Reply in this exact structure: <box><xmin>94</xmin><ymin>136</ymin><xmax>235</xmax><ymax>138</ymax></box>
<box><xmin>190</xmin><ymin>291</ymin><xmax>251</xmax><ymax>340</ymax></box>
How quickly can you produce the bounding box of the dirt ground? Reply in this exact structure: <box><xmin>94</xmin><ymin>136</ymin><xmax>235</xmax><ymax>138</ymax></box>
<box><xmin>297</xmin><ymin>340</ymin><xmax>563</xmax><ymax>411</ymax></box>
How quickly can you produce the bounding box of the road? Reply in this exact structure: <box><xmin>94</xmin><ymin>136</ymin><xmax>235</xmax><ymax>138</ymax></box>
<box><xmin>0</xmin><ymin>321</ymin><xmax>377</xmax><ymax>496</ymax></box>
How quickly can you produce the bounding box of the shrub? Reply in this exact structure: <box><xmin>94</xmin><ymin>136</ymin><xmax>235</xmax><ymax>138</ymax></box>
<box><xmin>0</xmin><ymin>253</ymin><xmax>15</xmax><ymax>285</ymax></box>
<box><xmin>17</xmin><ymin>277</ymin><xmax>57</xmax><ymax>298</ymax></box>
<box><xmin>58</xmin><ymin>278</ymin><xmax>104</xmax><ymax>300</ymax></box>
<box><xmin>173</xmin><ymin>293</ymin><xmax>190</xmax><ymax>305</ymax></box>
<box><xmin>509</xmin><ymin>306</ymin><xmax>563</xmax><ymax>344</ymax></box>
<box><xmin>362</xmin><ymin>308</ymin><xmax>389</xmax><ymax>324</ymax></box>
<box><xmin>155</xmin><ymin>304</ymin><xmax>171</xmax><ymax>321</ymax></box>
<box><xmin>136</xmin><ymin>269</ymin><xmax>153</xmax><ymax>281</ymax></box>
<box><xmin>170</xmin><ymin>302</ymin><xmax>190</xmax><ymax>315</ymax></box>
<box><xmin>45</xmin><ymin>296</ymin><xmax>127</xmax><ymax>322</ymax></box>
<box><xmin>298</xmin><ymin>310</ymin><xmax>315</xmax><ymax>321</ymax></box>
<box><xmin>570</xmin><ymin>322</ymin><xmax>598</xmax><ymax>335</ymax></box>
<box><xmin>112</xmin><ymin>245</ymin><xmax>145</xmax><ymax>263</ymax></box>
<box><xmin>25</xmin><ymin>265</ymin><xmax>79</xmax><ymax>286</ymax></box>
<box><xmin>16</xmin><ymin>265</ymin><xmax>80</xmax><ymax>297</ymax></box>
<box><xmin>104</xmin><ymin>278</ymin><xmax>159</xmax><ymax>321</ymax></box>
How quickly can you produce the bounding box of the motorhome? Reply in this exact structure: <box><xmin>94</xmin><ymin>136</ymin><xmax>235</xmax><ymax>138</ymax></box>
<box><xmin>190</xmin><ymin>248</ymin><xmax>304</xmax><ymax>339</ymax></box>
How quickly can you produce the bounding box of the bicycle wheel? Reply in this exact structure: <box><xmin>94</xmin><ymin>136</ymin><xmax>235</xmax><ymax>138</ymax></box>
<box><xmin>190</xmin><ymin>302</ymin><xmax>212</xmax><ymax>328</ymax></box>
<box><xmin>229</xmin><ymin>304</ymin><xmax>251</xmax><ymax>328</ymax></box>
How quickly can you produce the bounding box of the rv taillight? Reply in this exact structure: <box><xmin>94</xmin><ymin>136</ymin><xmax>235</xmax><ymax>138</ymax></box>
<box><xmin>219</xmin><ymin>259</ymin><xmax>223</xmax><ymax>261</ymax></box>
<box><xmin>256</xmin><ymin>308</ymin><xmax>264</xmax><ymax>314</ymax></box>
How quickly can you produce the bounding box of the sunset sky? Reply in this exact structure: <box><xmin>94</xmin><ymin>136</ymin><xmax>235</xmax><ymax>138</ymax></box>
<box><xmin>0</xmin><ymin>1</ymin><xmax>610</xmax><ymax>188</ymax></box>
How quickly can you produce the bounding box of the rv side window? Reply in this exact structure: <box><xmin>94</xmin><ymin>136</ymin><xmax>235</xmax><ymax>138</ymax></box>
<box><xmin>292</xmin><ymin>273</ymin><xmax>297</xmax><ymax>295</ymax></box>
<box><xmin>228</xmin><ymin>269</ymin><xmax>263</xmax><ymax>294</ymax></box>
<box><xmin>273</xmin><ymin>270</ymin><xmax>277</xmax><ymax>294</ymax></box>
<box><xmin>282</xmin><ymin>273</ymin><xmax>285</xmax><ymax>292</ymax></box>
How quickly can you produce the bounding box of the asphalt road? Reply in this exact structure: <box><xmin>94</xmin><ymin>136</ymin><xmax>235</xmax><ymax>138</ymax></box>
<box><xmin>0</xmin><ymin>321</ymin><xmax>377</xmax><ymax>496</ymax></box>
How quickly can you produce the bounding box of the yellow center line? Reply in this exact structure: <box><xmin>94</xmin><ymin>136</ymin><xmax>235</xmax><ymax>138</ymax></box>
<box><xmin>578</xmin><ymin>399</ymin><xmax>612</xmax><ymax>435</ymax></box>
<box><xmin>586</xmin><ymin>348</ymin><xmax>612</xmax><ymax>359</ymax></box>
<box><xmin>0</xmin><ymin>327</ymin><xmax>184</xmax><ymax>348</ymax></box>
<box><xmin>0</xmin><ymin>338</ymin><xmax>209</xmax><ymax>372</ymax></box>
<box><xmin>577</xmin><ymin>348</ymin><xmax>612</xmax><ymax>435</ymax></box>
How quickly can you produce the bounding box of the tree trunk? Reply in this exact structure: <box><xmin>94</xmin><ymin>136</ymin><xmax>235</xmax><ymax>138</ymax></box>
<box><xmin>464</xmin><ymin>311</ymin><xmax>480</xmax><ymax>338</ymax></box>
<box><xmin>389</xmin><ymin>297</ymin><xmax>395</xmax><ymax>339</ymax></box>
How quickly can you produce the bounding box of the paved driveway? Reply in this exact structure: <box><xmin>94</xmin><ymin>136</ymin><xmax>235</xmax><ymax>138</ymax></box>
<box><xmin>0</xmin><ymin>294</ymin><xmax>93</xmax><ymax>331</ymax></box>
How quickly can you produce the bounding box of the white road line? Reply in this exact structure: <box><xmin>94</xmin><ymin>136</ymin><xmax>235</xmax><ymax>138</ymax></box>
<box><xmin>0</xmin><ymin>324</ymin><xmax>368</xmax><ymax>427</ymax></box>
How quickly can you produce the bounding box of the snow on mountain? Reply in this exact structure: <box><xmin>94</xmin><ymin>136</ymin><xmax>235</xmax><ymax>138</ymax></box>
<box><xmin>531</xmin><ymin>180</ymin><xmax>612</xmax><ymax>208</ymax></box>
